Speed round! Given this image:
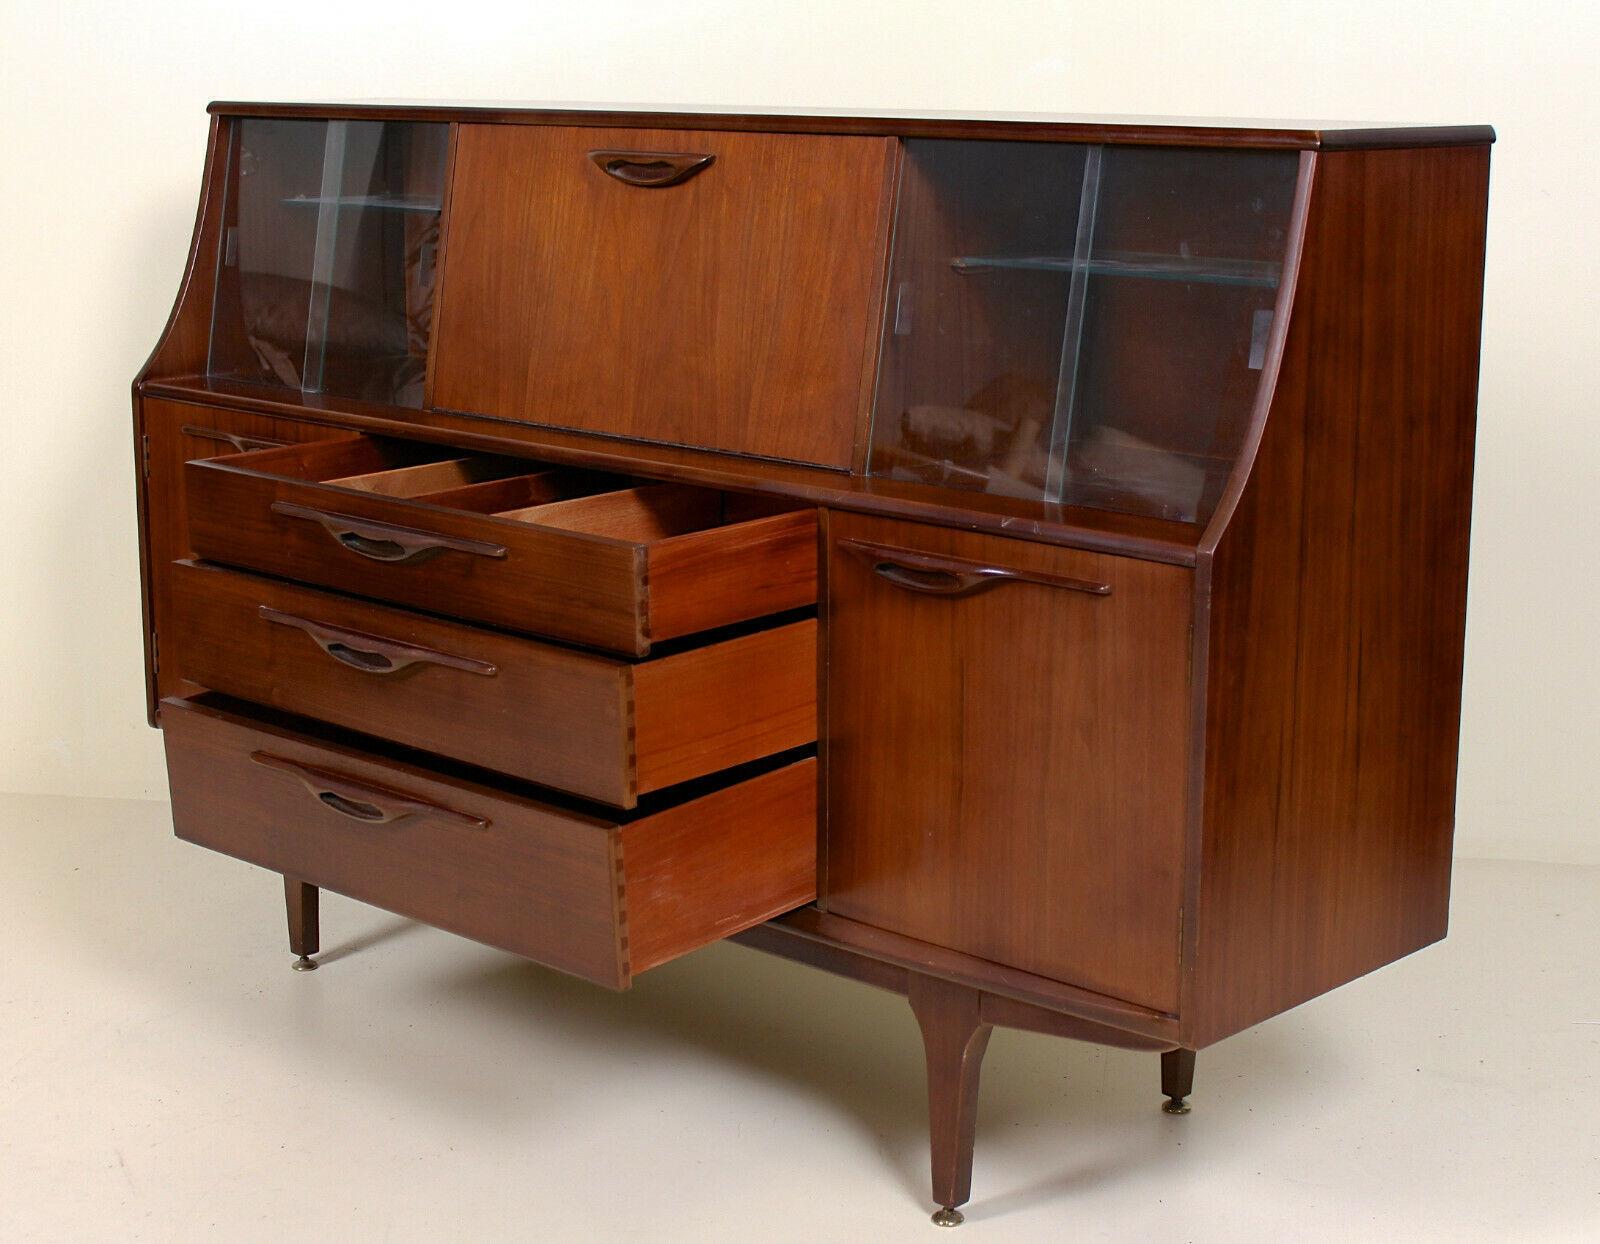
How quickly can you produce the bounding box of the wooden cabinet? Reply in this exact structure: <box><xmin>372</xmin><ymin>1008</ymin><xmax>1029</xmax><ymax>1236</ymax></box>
<box><xmin>137</xmin><ymin>397</ymin><xmax>347</xmax><ymax>711</ymax></box>
<box><xmin>206</xmin><ymin>118</ymin><xmax>449</xmax><ymax>405</ymax></box>
<box><xmin>870</xmin><ymin>141</ymin><xmax>1297</xmax><ymax>520</ymax></box>
<box><xmin>432</xmin><ymin>125</ymin><xmax>897</xmax><ymax>467</ymax></box>
<box><xmin>163</xmin><ymin>697</ymin><xmax>816</xmax><ymax>988</ymax></box>
<box><xmin>132</xmin><ymin>102</ymin><xmax>1492</xmax><ymax>1226</ymax></box>
<box><xmin>824</xmin><ymin>513</ymin><xmax>1190</xmax><ymax>1012</ymax></box>
<box><xmin>184</xmin><ymin>434</ymin><xmax>818</xmax><ymax>653</ymax></box>
<box><xmin>167</xmin><ymin>560</ymin><xmax>816</xmax><ymax>806</ymax></box>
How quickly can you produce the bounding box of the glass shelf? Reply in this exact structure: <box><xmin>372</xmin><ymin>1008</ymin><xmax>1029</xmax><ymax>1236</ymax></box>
<box><xmin>207</xmin><ymin>118</ymin><xmax>450</xmax><ymax>407</ymax></box>
<box><xmin>950</xmin><ymin>250</ymin><xmax>1281</xmax><ymax>288</ymax></box>
<box><xmin>280</xmin><ymin>193</ymin><xmax>443</xmax><ymax>214</ymax></box>
<box><xmin>869</xmin><ymin>140</ymin><xmax>1300</xmax><ymax>524</ymax></box>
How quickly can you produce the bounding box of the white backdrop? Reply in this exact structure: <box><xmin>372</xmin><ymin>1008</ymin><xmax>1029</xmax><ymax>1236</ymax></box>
<box><xmin>1</xmin><ymin>1</ymin><xmax>1595</xmax><ymax>862</ymax></box>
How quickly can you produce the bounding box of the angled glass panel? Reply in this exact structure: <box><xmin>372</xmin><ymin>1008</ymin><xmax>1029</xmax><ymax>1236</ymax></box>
<box><xmin>869</xmin><ymin>140</ymin><xmax>1299</xmax><ymax>523</ymax></box>
<box><xmin>208</xmin><ymin>118</ymin><xmax>449</xmax><ymax>407</ymax></box>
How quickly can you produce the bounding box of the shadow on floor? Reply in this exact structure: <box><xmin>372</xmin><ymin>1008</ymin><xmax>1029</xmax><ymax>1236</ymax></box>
<box><xmin>28</xmin><ymin>812</ymin><xmax>1315</xmax><ymax>1221</ymax></box>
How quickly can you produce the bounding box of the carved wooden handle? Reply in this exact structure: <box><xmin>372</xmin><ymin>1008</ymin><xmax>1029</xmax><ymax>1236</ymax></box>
<box><xmin>182</xmin><ymin>425</ymin><xmax>290</xmax><ymax>453</ymax></box>
<box><xmin>271</xmin><ymin>501</ymin><xmax>508</xmax><ymax>565</ymax></box>
<box><xmin>839</xmin><ymin>538</ymin><xmax>1112</xmax><ymax>599</ymax></box>
<box><xmin>258</xmin><ymin>606</ymin><xmax>499</xmax><ymax>677</ymax></box>
<box><xmin>250</xmin><ymin>752</ymin><xmax>490</xmax><ymax>828</ymax></box>
<box><xmin>588</xmin><ymin>149</ymin><xmax>715</xmax><ymax>188</ymax></box>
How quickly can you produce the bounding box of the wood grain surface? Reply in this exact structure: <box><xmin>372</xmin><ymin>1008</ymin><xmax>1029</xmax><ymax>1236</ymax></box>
<box><xmin>824</xmin><ymin>512</ymin><xmax>1192</xmax><ymax>1012</ymax></box>
<box><xmin>431</xmin><ymin>125</ymin><xmax>895</xmax><ymax>466</ymax></box>
<box><xmin>168</xmin><ymin>560</ymin><xmax>816</xmax><ymax>805</ymax></box>
<box><xmin>185</xmin><ymin>436</ymin><xmax>818</xmax><ymax>654</ymax></box>
<box><xmin>1187</xmin><ymin>145</ymin><xmax>1491</xmax><ymax>1046</ymax></box>
<box><xmin>163</xmin><ymin>696</ymin><xmax>817</xmax><ymax>988</ymax></box>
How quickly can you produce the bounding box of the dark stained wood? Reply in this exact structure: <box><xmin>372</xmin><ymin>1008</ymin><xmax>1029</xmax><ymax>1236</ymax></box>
<box><xmin>166</xmin><ymin>561</ymin><xmax>816</xmax><ymax>805</ymax></box>
<box><xmin>162</xmin><ymin>696</ymin><xmax>817</xmax><ymax>989</ymax></box>
<box><xmin>133</xmin><ymin>117</ymin><xmax>230</xmax><ymax>385</ymax></box>
<box><xmin>133</xmin><ymin>106</ymin><xmax>1493</xmax><ymax>1220</ymax></box>
<box><xmin>145</xmin><ymin>372</ymin><xmax>1204</xmax><ymax>565</ymax></box>
<box><xmin>587</xmin><ymin>147</ymin><xmax>717</xmax><ymax>187</ymax></box>
<box><xmin>731</xmin><ymin>921</ymin><xmax>1178</xmax><ymax>1054</ymax></box>
<box><xmin>731</xmin><ymin>920</ymin><xmax>910</xmax><ymax>995</ymax></box>
<box><xmin>136</xmin><ymin>397</ymin><xmax>347</xmax><ymax>718</ymax></box>
<box><xmin>1316</xmin><ymin>126</ymin><xmax>1495</xmax><ymax>151</ymax></box>
<box><xmin>776</xmin><ymin>907</ymin><xmax>1177</xmax><ymax>1043</ymax></box>
<box><xmin>431</xmin><ymin>125</ymin><xmax>895</xmax><ymax>467</ymax></box>
<box><xmin>978</xmin><ymin>995</ymin><xmax>1172</xmax><ymax>1052</ymax></box>
<box><xmin>256</xmin><ymin>609</ymin><xmax>499</xmax><ymax>679</ymax></box>
<box><xmin>206</xmin><ymin>101</ymin><xmax>1494</xmax><ymax>152</ymax></box>
<box><xmin>836</xmin><ymin>537</ymin><xmax>1114</xmax><ymax>597</ymax></box>
<box><xmin>908</xmin><ymin>974</ymin><xmax>992</xmax><ymax>1215</ymax></box>
<box><xmin>420</xmin><ymin>122</ymin><xmax>461</xmax><ymax>410</ymax></box>
<box><xmin>1184</xmin><ymin>145</ymin><xmax>1491</xmax><ymax>1048</ymax></box>
<box><xmin>284</xmin><ymin>877</ymin><xmax>319</xmax><ymax>958</ymax></box>
<box><xmin>1161</xmin><ymin>1048</ymin><xmax>1196</xmax><ymax>1106</ymax></box>
<box><xmin>183</xmin><ymin>435</ymin><xmax>819</xmax><ymax>655</ymax></box>
<box><xmin>825</xmin><ymin>512</ymin><xmax>1192</xmax><ymax>1013</ymax></box>
<box><xmin>1174</xmin><ymin>152</ymin><xmax>1317</xmax><ymax>1010</ymax></box>
<box><xmin>165</xmin><ymin>696</ymin><xmax>618</xmax><ymax>984</ymax></box>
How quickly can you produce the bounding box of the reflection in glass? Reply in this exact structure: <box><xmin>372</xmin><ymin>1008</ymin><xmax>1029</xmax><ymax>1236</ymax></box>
<box><xmin>869</xmin><ymin>140</ymin><xmax>1299</xmax><ymax>524</ymax></box>
<box><xmin>208</xmin><ymin>119</ymin><xmax>449</xmax><ymax>407</ymax></box>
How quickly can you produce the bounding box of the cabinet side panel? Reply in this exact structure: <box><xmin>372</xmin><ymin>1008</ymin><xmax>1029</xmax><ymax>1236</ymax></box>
<box><xmin>136</xmin><ymin>116</ymin><xmax>229</xmax><ymax>384</ymax></box>
<box><xmin>134</xmin><ymin>119</ymin><xmax>230</xmax><ymax>721</ymax></box>
<box><xmin>138</xmin><ymin>399</ymin><xmax>347</xmax><ymax>718</ymax></box>
<box><xmin>1192</xmin><ymin>145</ymin><xmax>1490</xmax><ymax>1046</ymax></box>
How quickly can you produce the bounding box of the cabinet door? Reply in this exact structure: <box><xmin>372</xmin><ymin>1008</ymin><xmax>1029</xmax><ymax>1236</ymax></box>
<box><xmin>824</xmin><ymin>513</ymin><xmax>1192</xmax><ymax>1012</ymax></box>
<box><xmin>139</xmin><ymin>397</ymin><xmax>347</xmax><ymax>709</ymax></box>
<box><xmin>432</xmin><ymin>125</ymin><xmax>896</xmax><ymax>467</ymax></box>
<box><xmin>207</xmin><ymin>118</ymin><xmax>450</xmax><ymax>406</ymax></box>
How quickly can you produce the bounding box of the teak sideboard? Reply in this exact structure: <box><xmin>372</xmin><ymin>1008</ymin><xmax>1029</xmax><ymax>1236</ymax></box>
<box><xmin>133</xmin><ymin>102</ymin><xmax>1493</xmax><ymax>1226</ymax></box>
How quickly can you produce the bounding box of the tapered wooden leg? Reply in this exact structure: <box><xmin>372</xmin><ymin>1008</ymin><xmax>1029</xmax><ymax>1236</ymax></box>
<box><xmin>1161</xmin><ymin>1047</ymin><xmax>1196</xmax><ymax>1114</ymax></box>
<box><xmin>285</xmin><ymin>877</ymin><xmax>320</xmax><ymax>972</ymax></box>
<box><xmin>909</xmin><ymin>974</ymin><xmax>993</xmax><ymax>1227</ymax></box>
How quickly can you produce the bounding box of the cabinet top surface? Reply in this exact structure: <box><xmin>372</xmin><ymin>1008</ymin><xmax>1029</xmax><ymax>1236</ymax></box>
<box><xmin>205</xmin><ymin>100</ymin><xmax>1494</xmax><ymax>149</ymax></box>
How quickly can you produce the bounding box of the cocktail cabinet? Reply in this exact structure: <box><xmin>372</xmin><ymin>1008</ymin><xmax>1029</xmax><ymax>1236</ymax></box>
<box><xmin>133</xmin><ymin>102</ymin><xmax>1492</xmax><ymax>1225</ymax></box>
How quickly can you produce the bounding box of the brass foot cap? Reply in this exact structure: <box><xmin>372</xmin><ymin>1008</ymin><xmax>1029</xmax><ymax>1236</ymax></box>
<box><xmin>932</xmin><ymin>1207</ymin><xmax>964</xmax><ymax>1228</ymax></box>
<box><xmin>292</xmin><ymin>955</ymin><xmax>319</xmax><ymax>972</ymax></box>
<box><xmin>1162</xmin><ymin>1096</ymin><xmax>1191</xmax><ymax>1115</ymax></box>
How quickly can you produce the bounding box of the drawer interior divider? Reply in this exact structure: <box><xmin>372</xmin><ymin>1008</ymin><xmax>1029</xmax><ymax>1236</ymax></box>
<box><xmin>186</xmin><ymin>432</ymin><xmax>820</xmax><ymax>653</ymax></box>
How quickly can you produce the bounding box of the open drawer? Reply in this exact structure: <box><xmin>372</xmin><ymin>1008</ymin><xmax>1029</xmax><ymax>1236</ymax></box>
<box><xmin>184</xmin><ymin>434</ymin><xmax>818</xmax><ymax>655</ymax></box>
<box><xmin>162</xmin><ymin>696</ymin><xmax>817</xmax><ymax>988</ymax></box>
<box><xmin>167</xmin><ymin>560</ymin><xmax>816</xmax><ymax>807</ymax></box>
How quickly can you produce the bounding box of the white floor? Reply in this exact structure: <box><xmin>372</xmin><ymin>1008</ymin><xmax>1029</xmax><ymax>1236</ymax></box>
<box><xmin>0</xmin><ymin>793</ymin><xmax>1595</xmax><ymax>1243</ymax></box>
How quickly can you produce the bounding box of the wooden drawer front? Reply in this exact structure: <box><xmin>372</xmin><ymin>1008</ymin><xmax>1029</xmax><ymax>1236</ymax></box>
<box><xmin>432</xmin><ymin>125</ymin><xmax>896</xmax><ymax>468</ymax></box>
<box><xmin>185</xmin><ymin>435</ymin><xmax>818</xmax><ymax>655</ymax></box>
<box><xmin>167</xmin><ymin>561</ymin><xmax>816</xmax><ymax>807</ymax></box>
<box><xmin>824</xmin><ymin>513</ymin><xmax>1192</xmax><ymax>1013</ymax></box>
<box><xmin>139</xmin><ymin>397</ymin><xmax>348</xmax><ymax>710</ymax></box>
<box><xmin>162</xmin><ymin>697</ymin><xmax>817</xmax><ymax>988</ymax></box>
